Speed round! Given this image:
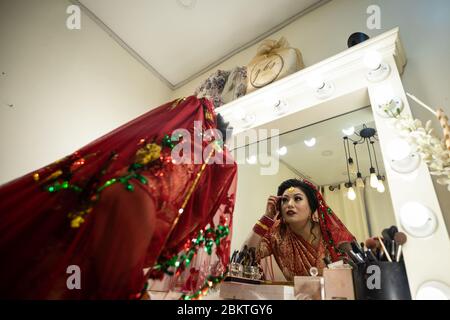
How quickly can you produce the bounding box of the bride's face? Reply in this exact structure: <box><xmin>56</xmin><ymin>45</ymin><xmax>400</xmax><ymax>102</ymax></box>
<box><xmin>280</xmin><ymin>187</ymin><xmax>312</xmax><ymax>226</ymax></box>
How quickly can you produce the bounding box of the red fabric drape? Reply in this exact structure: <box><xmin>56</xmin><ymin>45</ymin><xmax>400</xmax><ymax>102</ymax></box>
<box><xmin>0</xmin><ymin>96</ymin><xmax>237</xmax><ymax>299</ymax></box>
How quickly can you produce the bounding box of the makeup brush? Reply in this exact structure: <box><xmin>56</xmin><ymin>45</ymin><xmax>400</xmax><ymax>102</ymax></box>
<box><xmin>237</xmin><ymin>245</ymin><xmax>248</xmax><ymax>264</ymax></box>
<box><xmin>249</xmin><ymin>247</ymin><xmax>256</xmax><ymax>266</ymax></box>
<box><xmin>389</xmin><ymin>226</ymin><xmax>398</xmax><ymax>237</ymax></box>
<box><xmin>351</xmin><ymin>240</ymin><xmax>367</xmax><ymax>262</ymax></box>
<box><xmin>369</xmin><ymin>237</ymin><xmax>383</xmax><ymax>260</ymax></box>
<box><xmin>364</xmin><ymin>238</ymin><xmax>378</xmax><ymax>262</ymax></box>
<box><xmin>378</xmin><ymin>236</ymin><xmax>392</xmax><ymax>262</ymax></box>
<box><xmin>389</xmin><ymin>226</ymin><xmax>398</xmax><ymax>260</ymax></box>
<box><xmin>365</xmin><ymin>238</ymin><xmax>377</xmax><ymax>251</ymax></box>
<box><xmin>394</xmin><ymin>232</ymin><xmax>407</xmax><ymax>262</ymax></box>
<box><xmin>360</xmin><ymin>242</ymin><xmax>368</xmax><ymax>259</ymax></box>
<box><xmin>338</xmin><ymin>242</ymin><xmax>365</xmax><ymax>264</ymax></box>
<box><xmin>376</xmin><ymin>238</ymin><xmax>384</xmax><ymax>260</ymax></box>
<box><xmin>382</xmin><ymin>229</ymin><xmax>393</xmax><ymax>259</ymax></box>
<box><xmin>231</xmin><ymin>250</ymin><xmax>238</xmax><ymax>263</ymax></box>
<box><xmin>342</xmin><ymin>256</ymin><xmax>358</xmax><ymax>269</ymax></box>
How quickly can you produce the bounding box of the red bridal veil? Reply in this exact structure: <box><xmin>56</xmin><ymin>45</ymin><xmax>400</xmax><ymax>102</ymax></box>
<box><xmin>0</xmin><ymin>96</ymin><xmax>237</xmax><ymax>299</ymax></box>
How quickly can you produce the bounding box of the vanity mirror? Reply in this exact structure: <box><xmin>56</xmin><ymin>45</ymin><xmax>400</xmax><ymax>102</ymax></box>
<box><xmin>216</xmin><ymin>28</ymin><xmax>450</xmax><ymax>299</ymax></box>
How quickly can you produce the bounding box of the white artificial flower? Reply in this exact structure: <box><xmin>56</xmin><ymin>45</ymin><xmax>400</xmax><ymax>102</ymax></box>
<box><xmin>387</xmin><ymin>110</ymin><xmax>450</xmax><ymax>192</ymax></box>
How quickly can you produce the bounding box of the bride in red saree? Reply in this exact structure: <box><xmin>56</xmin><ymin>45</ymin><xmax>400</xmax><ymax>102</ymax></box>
<box><xmin>0</xmin><ymin>96</ymin><xmax>237</xmax><ymax>299</ymax></box>
<box><xmin>248</xmin><ymin>179</ymin><xmax>355</xmax><ymax>281</ymax></box>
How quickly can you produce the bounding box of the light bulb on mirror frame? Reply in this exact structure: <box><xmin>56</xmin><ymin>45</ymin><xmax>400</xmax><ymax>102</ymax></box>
<box><xmin>307</xmin><ymin>74</ymin><xmax>334</xmax><ymax>100</ymax></box>
<box><xmin>307</xmin><ymin>74</ymin><xmax>325</xmax><ymax>90</ymax></box>
<box><xmin>369</xmin><ymin>168</ymin><xmax>378</xmax><ymax>188</ymax></box>
<box><xmin>376</xmin><ymin>175</ymin><xmax>385</xmax><ymax>193</ymax></box>
<box><xmin>400</xmin><ymin>202</ymin><xmax>437</xmax><ymax>238</ymax></box>
<box><xmin>416</xmin><ymin>281</ymin><xmax>450</xmax><ymax>300</ymax></box>
<box><xmin>233</xmin><ymin>108</ymin><xmax>246</xmax><ymax>121</ymax></box>
<box><xmin>363</xmin><ymin>50</ymin><xmax>391</xmax><ymax>82</ymax></box>
<box><xmin>355</xmin><ymin>172</ymin><xmax>365</xmax><ymax>188</ymax></box>
<box><xmin>273</xmin><ymin>99</ymin><xmax>288</xmax><ymax>115</ymax></box>
<box><xmin>387</xmin><ymin>138</ymin><xmax>412</xmax><ymax>161</ymax></box>
<box><xmin>242</xmin><ymin>113</ymin><xmax>256</xmax><ymax>128</ymax></box>
<box><xmin>364</xmin><ymin>50</ymin><xmax>382</xmax><ymax>70</ymax></box>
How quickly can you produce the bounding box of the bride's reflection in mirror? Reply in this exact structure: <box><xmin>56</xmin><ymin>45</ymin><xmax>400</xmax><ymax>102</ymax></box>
<box><xmin>230</xmin><ymin>106</ymin><xmax>396</xmax><ymax>282</ymax></box>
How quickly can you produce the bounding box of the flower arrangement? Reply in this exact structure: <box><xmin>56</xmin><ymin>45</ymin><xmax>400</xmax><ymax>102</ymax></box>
<box><xmin>381</xmin><ymin>93</ymin><xmax>450</xmax><ymax>191</ymax></box>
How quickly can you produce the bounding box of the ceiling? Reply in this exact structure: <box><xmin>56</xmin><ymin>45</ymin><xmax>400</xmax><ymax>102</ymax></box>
<box><xmin>238</xmin><ymin>107</ymin><xmax>386</xmax><ymax>186</ymax></box>
<box><xmin>76</xmin><ymin>0</ymin><xmax>326</xmax><ymax>89</ymax></box>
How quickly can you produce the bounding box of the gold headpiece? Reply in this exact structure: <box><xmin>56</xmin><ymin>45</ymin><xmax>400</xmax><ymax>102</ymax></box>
<box><xmin>287</xmin><ymin>186</ymin><xmax>296</xmax><ymax>194</ymax></box>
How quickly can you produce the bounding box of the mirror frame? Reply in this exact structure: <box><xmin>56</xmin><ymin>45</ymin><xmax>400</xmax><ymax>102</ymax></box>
<box><xmin>216</xmin><ymin>28</ymin><xmax>450</xmax><ymax>299</ymax></box>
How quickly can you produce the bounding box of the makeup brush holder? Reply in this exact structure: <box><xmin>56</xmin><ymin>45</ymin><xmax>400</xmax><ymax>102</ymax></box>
<box><xmin>229</xmin><ymin>263</ymin><xmax>244</xmax><ymax>277</ymax></box>
<box><xmin>352</xmin><ymin>261</ymin><xmax>411</xmax><ymax>300</ymax></box>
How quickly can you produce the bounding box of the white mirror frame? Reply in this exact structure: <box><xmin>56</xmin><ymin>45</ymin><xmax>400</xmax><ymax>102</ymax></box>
<box><xmin>216</xmin><ymin>28</ymin><xmax>450</xmax><ymax>299</ymax></box>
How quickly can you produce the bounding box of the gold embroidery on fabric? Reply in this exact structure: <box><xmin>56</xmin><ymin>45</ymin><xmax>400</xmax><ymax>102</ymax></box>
<box><xmin>170</xmin><ymin>97</ymin><xmax>187</xmax><ymax>110</ymax></box>
<box><xmin>205</xmin><ymin>110</ymin><xmax>214</xmax><ymax>121</ymax></box>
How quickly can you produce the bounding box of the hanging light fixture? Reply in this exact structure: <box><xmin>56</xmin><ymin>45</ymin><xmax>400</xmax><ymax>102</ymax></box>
<box><xmin>377</xmin><ymin>176</ymin><xmax>386</xmax><ymax>193</ymax></box>
<box><xmin>347</xmin><ymin>184</ymin><xmax>357</xmax><ymax>200</ymax></box>
<box><xmin>343</xmin><ymin>137</ymin><xmax>357</xmax><ymax>176</ymax></box>
<box><xmin>343</xmin><ymin>124</ymin><xmax>385</xmax><ymax>193</ymax></box>
<box><xmin>367</xmin><ymin>139</ymin><xmax>379</xmax><ymax>189</ymax></box>
<box><xmin>371</xmin><ymin>140</ymin><xmax>385</xmax><ymax>193</ymax></box>
<box><xmin>353</xmin><ymin>141</ymin><xmax>365</xmax><ymax>188</ymax></box>
<box><xmin>343</xmin><ymin>138</ymin><xmax>356</xmax><ymax>201</ymax></box>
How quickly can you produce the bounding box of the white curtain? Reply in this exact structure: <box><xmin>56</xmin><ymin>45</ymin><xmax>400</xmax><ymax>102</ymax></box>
<box><xmin>321</xmin><ymin>177</ymin><xmax>396</xmax><ymax>243</ymax></box>
<box><xmin>322</xmin><ymin>183</ymin><xmax>369</xmax><ymax>243</ymax></box>
<box><xmin>363</xmin><ymin>177</ymin><xmax>397</xmax><ymax>238</ymax></box>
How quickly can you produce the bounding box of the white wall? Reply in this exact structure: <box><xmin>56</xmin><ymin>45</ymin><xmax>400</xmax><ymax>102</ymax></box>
<box><xmin>172</xmin><ymin>0</ymin><xmax>450</xmax><ymax>233</ymax></box>
<box><xmin>0</xmin><ymin>0</ymin><xmax>172</xmax><ymax>184</ymax></box>
<box><xmin>231</xmin><ymin>160</ymin><xmax>300</xmax><ymax>251</ymax></box>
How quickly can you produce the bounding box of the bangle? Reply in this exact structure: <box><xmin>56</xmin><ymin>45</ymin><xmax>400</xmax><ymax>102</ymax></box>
<box><xmin>256</xmin><ymin>220</ymin><xmax>269</xmax><ymax>231</ymax></box>
<box><xmin>260</xmin><ymin>215</ymin><xmax>275</xmax><ymax>228</ymax></box>
<box><xmin>253</xmin><ymin>223</ymin><xmax>268</xmax><ymax>237</ymax></box>
<box><xmin>253</xmin><ymin>216</ymin><xmax>274</xmax><ymax>236</ymax></box>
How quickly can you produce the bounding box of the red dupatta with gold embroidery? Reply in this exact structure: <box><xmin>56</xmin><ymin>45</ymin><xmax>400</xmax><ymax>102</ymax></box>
<box><xmin>0</xmin><ymin>96</ymin><xmax>237</xmax><ymax>299</ymax></box>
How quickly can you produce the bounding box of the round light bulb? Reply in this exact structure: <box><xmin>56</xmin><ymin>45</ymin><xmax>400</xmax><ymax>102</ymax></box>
<box><xmin>417</xmin><ymin>287</ymin><xmax>447</xmax><ymax>300</ymax></box>
<box><xmin>342</xmin><ymin>126</ymin><xmax>355</xmax><ymax>136</ymax></box>
<box><xmin>387</xmin><ymin>139</ymin><xmax>412</xmax><ymax>161</ymax></box>
<box><xmin>246</xmin><ymin>155</ymin><xmax>257</xmax><ymax>164</ymax></box>
<box><xmin>370</xmin><ymin>173</ymin><xmax>379</xmax><ymax>188</ymax></box>
<box><xmin>304</xmin><ymin>138</ymin><xmax>316</xmax><ymax>147</ymax></box>
<box><xmin>364</xmin><ymin>51</ymin><xmax>382</xmax><ymax>70</ymax></box>
<box><xmin>233</xmin><ymin>108</ymin><xmax>246</xmax><ymax>120</ymax></box>
<box><xmin>277</xmin><ymin>146</ymin><xmax>287</xmax><ymax>156</ymax></box>
<box><xmin>307</xmin><ymin>74</ymin><xmax>325</xmax><ymax>89</ymax></box>
<box><xmin>377</xmin><ymin>179</ymin><xmax>385</xmax><ymax>193</ymax></box>
<box><xmin>401</xmin><ymin>202</ymin><xmax>429</xmax><ymax>228</ymax></box>
<box><xmin>416</xmin><ymin>282</ymin><xmax>450</xmax><ymax>300</ymax></box>
<box><xmin>400</xmin><ymin>202</ymin><xmax>437</xmax><ymax>238</ymax></box>
<box><xmin>347</xmin><ymin>187</ymin><xmax>356</xmax><ymax>201</ymax></box>
<box><xmin>273</xmin><ymin>99</ymin><xmax>288</xmax><ymax>115</ymax></box>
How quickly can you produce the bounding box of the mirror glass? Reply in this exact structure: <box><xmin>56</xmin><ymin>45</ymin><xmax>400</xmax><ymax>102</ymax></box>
<box><xmin>230</xmin><ymin>106</ymin><xmax>396</xmax><ymax>251</ymax></box>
